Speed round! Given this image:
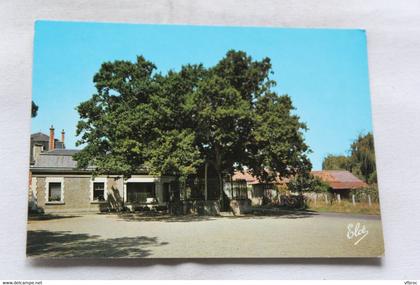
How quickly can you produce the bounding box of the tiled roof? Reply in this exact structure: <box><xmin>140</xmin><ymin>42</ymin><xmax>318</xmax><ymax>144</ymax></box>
<box><xmin>30</xmin><ymin>132</ymin><xmax>49</xmax><ymax>141</ymax></box>
<box><xmin>232</xmin><ymin>169</ymin><xmax>366</xmax><ymax>190</ymax></box>
<box><xmin>33</xmin><ymin>149</ymin><xmax>81</xmax><ymax>169</ymax></box>
<box><xmin>44</xmin><ymin>149</ymin><xmax>80</xmax><ymax>155</ymax></box>
<box><xmin>31</xmin><ymin>149</ymin><xmax>147</xmax><ymax>174</ymax></box>
<box><xmin>312</xmin><ymin>170</ymin><xmax>367</xmax><ymax>190</ymax></box>
<box><xmin>232</xmin><ymin>171</ymin><xmax>259</xmax><ymax>184</ymax></box>
<box><xmin>232</xmin><ymin>170</ymin><xmax>289</xmax><ymax>185</ymax></box>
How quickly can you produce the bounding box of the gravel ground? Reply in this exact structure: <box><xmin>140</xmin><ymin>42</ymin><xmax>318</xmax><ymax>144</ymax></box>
<box><xmin>27</xmin><ymin>211</ymin><xmax>384</xmax><ymax>258</ymax></box>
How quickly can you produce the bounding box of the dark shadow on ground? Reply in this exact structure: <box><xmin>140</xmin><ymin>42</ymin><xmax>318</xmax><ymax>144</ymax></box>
<box><xmin>29</xmin><ymin>256</ymin><xmax>382</xmax><ymax>267</ymax></box>
<box><xmin>112</xmin><ymin>209</ymin><xmax>318</xmax><ymax>222</ymax></box>
<box><xmin>243</xmin><ymin>209</ymin><xmax>319</xmax><ymax>219</ymax></box>
<box><xmin>115</xmin><ymin>213</ymin><xmax>217</xmax><ymax>223</ymax></box>
<box><xmin>28</xmin><ymin>214</ymin><xmax>81</xmax><ymax>221</ymax></box>
<box><xmin>27</xmin><ymin>230</ymin><xmax>168</xmax><ymax>258</ymax></box>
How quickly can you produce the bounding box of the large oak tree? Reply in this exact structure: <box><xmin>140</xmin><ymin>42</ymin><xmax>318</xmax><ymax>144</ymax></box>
<box><xmin>74</xmin><ymin>50</ymin><xmax>311</xmax><ymax>201</ymax></box>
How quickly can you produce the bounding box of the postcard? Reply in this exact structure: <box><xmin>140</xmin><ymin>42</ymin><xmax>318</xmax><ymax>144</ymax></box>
<box><xmin>27</xmin><ymin>21</ymin><xmax>384</xmax><ymax>258</ymax></box>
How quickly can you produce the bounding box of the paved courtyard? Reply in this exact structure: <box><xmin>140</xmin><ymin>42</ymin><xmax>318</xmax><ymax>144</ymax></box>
<box><xmin>27</xmin><ymin>211</ymin><xmax>384</xmax><ymax>258</ymax></box>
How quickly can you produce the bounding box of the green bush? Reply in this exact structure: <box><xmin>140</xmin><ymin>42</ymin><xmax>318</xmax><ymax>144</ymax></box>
<box><xmin>350</xmin><ymin>184</ymin><xmax>379</xmax><ymax>203</ymax></box>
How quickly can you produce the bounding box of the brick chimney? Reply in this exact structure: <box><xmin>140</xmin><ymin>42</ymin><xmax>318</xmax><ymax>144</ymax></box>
<box><xmin>61</xmin><ymin>129</ymin><xmax>65</xmax><ymax>144</ymax></box>
<box><xmin>49</xmin><ymin>125</ymin><xmax>55</xmax><ymax>150</ymax></box>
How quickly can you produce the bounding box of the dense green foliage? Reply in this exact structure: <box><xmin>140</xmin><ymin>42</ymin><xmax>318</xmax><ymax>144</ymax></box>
<box><xmin>322</xmin><ymin>155</ymin><xmax>349</xmax><ymax>170</ymax></box>
<box><xmin>322</xmin><ymin>133</ymin><xmax>377</xmax><ymax>184</ymax></box>
<box><xmin>31</xmin><ymin>101</ymin><xmax>38</xmax><ymax>118</ymax></box>
<box><xmin>349</xmin><ymin>133</ymin><xmax>377</xmax><ymax>184</ymax></box>
<box><xmin>74</xmin><ymin>50</ymin><xmax>311</xmax><ymax>195</ymax></box>
<box><xmin>350</xmin><ymin>184</ymin><xmax>380</xmax><ymax>203</ymax></box>
<box><xmin>287</xmin><ymin>173</ymin><xmax>330</xmax><ymax>193</ymax></box>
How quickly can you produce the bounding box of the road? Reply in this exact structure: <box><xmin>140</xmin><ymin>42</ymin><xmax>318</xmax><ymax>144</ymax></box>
<box><xmin>27</xmin><ymin>211</ymin><xmax>384</xmax><ymax>258</ymax></box>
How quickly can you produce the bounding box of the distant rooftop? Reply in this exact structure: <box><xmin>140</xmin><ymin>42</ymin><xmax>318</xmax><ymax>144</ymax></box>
<box><xmin>312</xmin><ymin>170</ymin><xmax>367</xmax><ymax>190</ymax></box>
<box><xmin>30</xmin><ymin>132</ymin><xmax>49</xmax><ymax>141</ymax></box>
<box><xmin>232</xmin><ymin>170</ymin><xmax>289</xmax><ymax>185</ymax></box>
<box><xmin>43</xmin><ymin>149</ymin><xmax>80</xmax><ymax>156</ymax></box>
<box><xmin>232</xmin><ymin>169</ymin><xmax>367</xmax><ymax>190</ymax></box>
<box><xmin>32</xmin><ymin>149</ymin><xmax>83</xmax><ymax>170</ymax></box>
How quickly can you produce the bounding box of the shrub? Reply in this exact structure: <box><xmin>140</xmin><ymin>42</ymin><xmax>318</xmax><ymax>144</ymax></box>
<box><xmin>350</xmin><ymin>184</ymin><xmax>379</xmax><ymax>203</ymax></box>
<box><xmin>287</xmin><ymin>173</ymin><xmax>330</xmax><ymax>193</ymax></box>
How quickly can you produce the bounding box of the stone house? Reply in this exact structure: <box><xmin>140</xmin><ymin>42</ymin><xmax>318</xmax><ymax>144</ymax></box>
<box><xmin>230</xmin><ymin>170</ymin><xmax>289</xmax><ymax>205</ymax></box>
<box><xmin>29</xmin><ymin>127</ymin><xmax>177</xmax><ymax>213</ymax></box>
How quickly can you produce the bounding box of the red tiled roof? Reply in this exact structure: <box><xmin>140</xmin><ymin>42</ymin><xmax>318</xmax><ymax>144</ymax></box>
<box><xmin>232</xmin><ymin>170</ymin><xmax>367</xmax><ymax>190</ymax></box>
<box><xmin>311</xmin><ymin>170</ymin><xmax>367</xmax><ymax>190</ymax></box>
<box><xmin>232</xmin><ymin>171</ymin><xmax>258</xmax><ymax>184</ymax></box>
<box><xmin>232</xmin><ymin>170</ymin><xmax>289</xmax><ymax>185</ymax></box>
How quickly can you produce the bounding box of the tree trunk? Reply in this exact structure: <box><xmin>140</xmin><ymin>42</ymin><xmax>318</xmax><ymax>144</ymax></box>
<box><xmin>230</xmin><ymin>175</ymin><xmax>233</xmax><ymax>199</ymax></box>
<box><xmin>204</xmin><ymin>162</ymin><xmax>208</xmax><ymax>201</ymax></box>
<box><xmin>214</xmin><ymin>145</ymin><xmax>225</xmax><ymax>210</ymax></box>
<box><xmin>217</xmin><ymin>171</ymin><xmax>224</xmax><ymax>210</ymax></box>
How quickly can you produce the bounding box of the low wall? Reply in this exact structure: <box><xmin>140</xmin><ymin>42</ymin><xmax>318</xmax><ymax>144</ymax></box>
<box><xmin>229</xmin><ymin>199</ymin><xmax>252</xmax><ymax>215</ymax></box>
<box><xmin>168</xmin><ymin>200</ymin><xmax>221</xmax><ymax>216</ymax></box>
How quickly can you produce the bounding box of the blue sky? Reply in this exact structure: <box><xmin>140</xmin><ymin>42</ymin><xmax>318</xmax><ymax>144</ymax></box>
<box><xmin>32</xmin><ymin>21</ymin><xmax>373</xmax><ymax>170</ymax></box>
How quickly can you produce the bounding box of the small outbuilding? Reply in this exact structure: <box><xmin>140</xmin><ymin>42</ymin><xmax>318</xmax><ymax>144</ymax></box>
<box><xmin>231</xmin><ymin>169</ymin><xmax>367</xmax><ymax>204</ymax></box>
<box><xmin>311</xmin><ymin>170</ymin><xmax>367</xmax><ymax>199</ymax></box>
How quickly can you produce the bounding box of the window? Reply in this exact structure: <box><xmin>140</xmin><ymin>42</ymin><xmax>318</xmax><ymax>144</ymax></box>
<box><xmin>48</xmin><ymin>182</ymin><xmax>62</xmax><ymax>202</ymax></box>
<box><xmin>90</xmin><ymin>178</ymin><xmax>107</xmax><ymax>202</ymax></box>
<box><xmin>45</xmin><ymin>177</ymin><xmax>64</xmax><ymax>203</ymax></box>
<box><xmin>93</xmin><ymin>182</ymin><xmax>105</xmax><ymax>201</ymax></box>
<box><xmin>126</xmin><ymin>182</ymin><xmax>155</xmax><ymax>203</ymax></box>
